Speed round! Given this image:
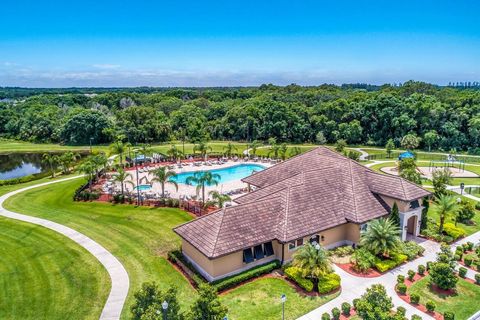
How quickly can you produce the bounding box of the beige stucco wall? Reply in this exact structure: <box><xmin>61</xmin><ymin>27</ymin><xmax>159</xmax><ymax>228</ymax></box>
<box><xmin>182</xmin><ymin>223</ymin><xmax>361</xmax><ymax>281</ymax></box>
<box><xmin>379</xmin><ymin>195</ymin><xmax>411</xmax><ymax>212</ymax></box>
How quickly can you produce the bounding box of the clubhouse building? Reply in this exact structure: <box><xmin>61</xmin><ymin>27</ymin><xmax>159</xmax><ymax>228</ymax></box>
<box><xmin>174</xmin><ymin>147</ymin><xmax>431</xmax><ymax>281</ymax></box>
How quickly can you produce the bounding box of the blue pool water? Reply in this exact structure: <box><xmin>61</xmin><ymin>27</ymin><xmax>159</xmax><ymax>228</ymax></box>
<box><xmin>171</xmin><ymin>164</ymin><xmax>266</xmax><ymax>185</ymax></box>
<box><xmin>135</xmin><ymin>184</ymin><xmax>152</xmax><ymax>191</ymax></box>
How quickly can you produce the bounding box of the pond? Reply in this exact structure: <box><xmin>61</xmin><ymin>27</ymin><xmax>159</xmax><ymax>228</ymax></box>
<box><xmin>0</xmin><ymin>152</ymin><xmax>85</xmax><ymax>181</ymax></box>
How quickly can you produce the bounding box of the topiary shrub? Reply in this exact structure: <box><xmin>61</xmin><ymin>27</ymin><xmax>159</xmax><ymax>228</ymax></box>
<box><xmin>284</xmin><ymin>267</ymin><xmax>314</xmax><ymax>292</ymax></box>
<box><xmin>408</xmin><ymin>270</ymin><xmax>416</xmax><ymax>281</ymax></box>
<box><xmin>396</xmin><ymin>283</ymin><xmax>407</xmax><ymax>294</ymax></box>
<box><xmin>331</xmin><ymin>307</ymin><xmax>341</xmax><ymax>320</ymax></box>
<box><xmin>425</xmin><ymin>300</ymin><xmax>437</xmax><ymax>312</ymax></box>
<box><xmin>463</xmin><ymin>243</ymin><xmax>469</xmax><ymax>252</ymax></box>
<box><xmin>426</xmin><ymin>261</ymin><xmax>433</xmax><ymax>271</ymax></box>
<box><xmin>418</xmin><ymin>264</ymin><xmax>426</xmax><ymax>276</ymax></box>
<box><xmin>444</xmin><ymin>311</ymin><xmax>455</xmax><ymax>320</ymax></box>
<box><xmin>475</xmin><ymin>273</ymin><xmax>480</xmax><ymax>285</ymax></box>
<box><xmin>321</xmin><ymin>312</ymin><xmax>331</xmax><ymax>320</ymax></box>
<box><xmin>318</xmin><ymin>273</ymin><xmax>341</xmax><ymax>294</ymax></box>
<box><xmin>352</xmin><ymin>298</ymin><xmax>360</xmax><ymax>310</ymax></box>
<box><xmin>467</xmin><ymin>241</ymin><xmax>474</xmax><ymax>251</ymax></box>
<box><xmin>429</xmin><ymin>262</ymin><xmax>458</xmax><ymax>290</ymax></box>
<box><xmin>410</xmin><ymin>293</ymin><xmax>420</xmax><ymax>304</ymax></box>
<box><xmin>458</xmin><ymin>267</ymin><xmax>467</xmax><ymax>278</ymax></box>
<box><xmin>477</xmin><ymin>263</ymin><xmax>480</xmax><ymax>272</ymax></box>
<box><xmin>397</xmin><ymin>274</ymin><xmax>405</xmax><ymax>283</ymax></box>
<box><xmin>454</xmin><ymin>254</ymin><xmax>462</xmax><ymax>261</ymax></box>
<box><xmin>396</xmin><ymin>306</ymin><xmax>406</xmax><ymax>317</ymax></box>
<box><xmin>426</xmin><ymin>300</ymin><xmax>436</xmax><ymax>312</ymax></box>
<box><xmin>411</xmin><ymin>315</ymin><xmax>422</xmax><ymax>320</ymax></box>
<box><xmin>341</xmin><ymin>302</ymin><xmax>351</xmax><ymax>316</ymax></box>
<box><xmin>464</xmin><ymin>255</ymin><xmax>473</xmax><ymax>266</ymax></box>
<box><xmin>443</xmin><ymin>223</ymin><xmax>466</xmax><ymax>240</ymax></box>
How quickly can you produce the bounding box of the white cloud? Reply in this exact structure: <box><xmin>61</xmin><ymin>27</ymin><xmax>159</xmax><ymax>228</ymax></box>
<box><xmin>92</xmin><ymin>64</ymin><xmax>121</xmax><ymax>70</ymax></box>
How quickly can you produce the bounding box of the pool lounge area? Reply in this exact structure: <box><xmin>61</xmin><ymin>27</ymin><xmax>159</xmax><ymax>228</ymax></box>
<box><xmin>170</xmin><ymin>163</ymin><xmax>265</xmax><ymax>185</ymax></box>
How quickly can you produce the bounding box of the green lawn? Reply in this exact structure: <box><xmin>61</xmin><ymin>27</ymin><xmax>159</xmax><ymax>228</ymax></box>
<box><xmin>0</xmin><ymin>217</ymin><xmax>109</xmax><ymax>320</ymax></box>
<box><xmin>407</xmin><ymin>276</ymin><xmax>480</xmax><ymax>320</ymax></box>
<box><xmin>2</xmin><ymin>178</ymin><xmax>335</xmax><ymax>319</ymax></box>
<box><xmin>0</xmin><ymin>138</ymin><xmax>104</xmax><ymax>154</ymax></box>
<box><xmin>221</xmin><ymin>277</ymin><xmax>339</xmax><ymax>320</ymax></box>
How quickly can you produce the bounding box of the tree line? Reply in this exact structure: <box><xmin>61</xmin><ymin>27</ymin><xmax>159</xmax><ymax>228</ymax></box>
<box><xmin>1</xmin><ymin>81</ymin><xmax>480</xmax><ymax>153</ymax></box>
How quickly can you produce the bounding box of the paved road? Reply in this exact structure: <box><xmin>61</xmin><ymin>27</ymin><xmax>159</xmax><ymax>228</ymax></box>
<box><xmin>0</xmin><ymin>176</ymin><xmax>129</xmax><ymax>320</ymax></box>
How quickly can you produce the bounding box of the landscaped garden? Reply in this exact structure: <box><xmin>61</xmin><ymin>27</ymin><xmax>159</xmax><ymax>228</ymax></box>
<box><xmin>1</xmin><ymin>177</ymin><xmax>340</xmax><ymax>319</ymax></box>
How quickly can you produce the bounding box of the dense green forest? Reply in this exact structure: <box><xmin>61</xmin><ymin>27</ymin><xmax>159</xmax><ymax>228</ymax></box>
<box><xmin>1</xmin><ymin>81</ymin><xmax>480</xmax><ymax>153</ymax></box>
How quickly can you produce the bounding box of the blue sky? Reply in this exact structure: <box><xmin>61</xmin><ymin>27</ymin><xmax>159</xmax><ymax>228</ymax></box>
<box><xmin>1</xmin><ymin>0</ymin><xmax>479</xmax><ymax>87</ymax></box>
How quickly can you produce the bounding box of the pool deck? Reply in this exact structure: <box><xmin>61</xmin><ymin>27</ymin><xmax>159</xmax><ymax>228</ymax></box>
<box><xmin>108</xmin><ymin>161</ymin><xmax>273</xmax><ymax>201</ymax></box>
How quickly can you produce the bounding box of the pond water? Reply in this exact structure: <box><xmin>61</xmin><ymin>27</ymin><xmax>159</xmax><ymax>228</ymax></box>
<box><xmin>0</xmin><ymin>153</ymin><xmax>52</xmax><ymax>180</ymax></box>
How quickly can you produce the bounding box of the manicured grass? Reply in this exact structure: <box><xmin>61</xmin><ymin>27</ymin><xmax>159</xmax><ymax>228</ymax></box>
<box><xmin>407</xmin><ymin>275</ymin><xmax>480</xmax><ymax>320</ymax></box>
<box><xmin>0</xmin><ymin>173</ymin><xmax>79</xmax><ymax>196</ymax></box>
<box><xmin>0</xmin><ymin>217</ymin><xmax>109</xmax><ymax>320</ymax></box>
<box><xmin>220</xmin><ymin>277</ymin><xmax>339</xmax><ymax>320</ymax></box>
<box><xmin>4</xmin><ymin>178</ymin><xmax>338</xmax><ymax>319</ymax></box>
<box><xmin>0</xmin><ymin>138</ymin><xmax>105</xmax><ymax>154</ymax></box>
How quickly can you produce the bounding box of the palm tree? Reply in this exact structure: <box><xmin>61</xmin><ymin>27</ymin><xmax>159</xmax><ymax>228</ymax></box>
<box><xmin>208</xmin><ymin>190</ymin><xmax>231</xmax><ymax>208</ymax></box>
<box><xmin>223</xmin><ymin>142</ymin><xmax>238</xmax><ymax>157</ymax></box>
<box><xmin>77</xmin><ymin>159</ymin><xmax>96</xmax><ymax>190</ymax></box>
<box><xmin>193</xmin><ymin>141</ymin><xmax>212</xmax><ymax>159</ymax></box>
<box><xmin>292</xmin><ymin>243</ymin><xmax>332</xmax><ymax>288</ymax></box>
<box><xmin>289</xmin><ymin>146</ymin><xmax>302</xmax><ymax>157</ymax></box>
<box><xmin>360</xmin><ymin>218</ymin><xmax>401</xmax><ymax>258</ymax></box>
<box><xmin>139</xmin><ymin>143</ymin><xmax>152</xmax><ymax>157</ymax></box>
<box><xmin>111</xmin><ymin>168</ymin><xmax>134</xmax><ymax>196</ymax></box>
<box><xmin>267</xmin><ymin>137</ymin><xmax>280</xmax><ymax>159</ymax></box>
<box><xmin>42</xmin><ymin>153</ymin><xmax>60</xmax><ymax>178</ymax></box>
<box><xmin>58</xmin><ymin>151</ymin><xmax>79</xmax><ymax>174</ymax></box>
<box><xmin>279</xmin><ymin>143</ymin><xmax>288</xmax><ymax>160</ymax></box>
<box><xmin>109</xmin><ymin>140</ymin><xmax>131</xmax><ymax>166</ymax></box>
<box><xmin>434</xmin><ymin>195</ymin><xmax>461</xmax><ymax>234</ymax></box>
<box><xmin>149</xmin><ymin>166</ymin><xmax>178</xmax><ymax>198</ymax></box>
<box><xmin>91</xmin><ymin>154</ymin><xmax>108</xmax><ymax>177</ymax></box>
<box><xmin>185</xmin><ymin>171</ymin><xmax>221</xmax><ymax>207</ymax></box>
<box><xmin>249</xmin><ymin>140</ymin><xmax>261</xmax><ymax>157</ymax></box>
<box><xmin>167</xmin><ymin>145</ymin><xmax>183</xmax><ymax>162</ymax></box>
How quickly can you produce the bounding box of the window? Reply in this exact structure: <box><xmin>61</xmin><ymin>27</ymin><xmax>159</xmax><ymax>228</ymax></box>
<box><xmin>254</xmin><ymin>245</ymin><xmax>265</xmax><ymax>260</ymax></box>
<box><xmin>243</xmin><ymin>248</ymin><xmax>254</xmax><ymax>264</ymax></box>
<box><xmin>296</xmin><ymin>238</ymin><xmax>304</xmax><ymax>247</ymax></box>
<box><xmin>264</xmin><ymin>242</ymin><xmax>274</xmax><ymax>256</ymax></box>
<box><xmin>288</xmin><ymin>242</ymin><xmax>296</xmax><ymax>250</ymax></box>
<box><xmin>309</xmin><ymin>235</ymin><xmax>319</xmax><ymax>244</ymax></box>
<box><xmin>360</xmin><ymin>223</ymin><xmax>368</xmax><ymax>232</ymax></box>
<box><xmin>410</xmin><ymin>200</ymin><xmax>420</xmax><ymax>209</ymax></box>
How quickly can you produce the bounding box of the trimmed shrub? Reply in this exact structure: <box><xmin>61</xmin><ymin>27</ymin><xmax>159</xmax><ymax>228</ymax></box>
<box><xmin>410</xmin><ymin>293</ymin><xmax>420</xmax><ymax>304</ymax></box>
<box><xmin>321</xmin><ymin>313</ymin><xmax>331</xmax><ymax>320</ymax></box>
<box><xmin>458</xmin><ymin>267</ymin><xmax>467</xmax><ymax>278</ymax></box>
<box><xmin>426</xmin><ymin>300</ymin><xmax>436</xmax><ymax>312</ymax></box>
<box><xmin>426</xmin><ymin>261</ymin><xmax>433</xmax><ymax>270</ymax></box>
<box><xmin>443</xmin><ymin>223</ymin><xmax>466</xmax><ymax>240</ymax></box>
<box><xmin>444</xmin><ymin>311</ymin><xmax>455</xmax><ymax>320</ymax></box>
<box><xmin>396</xmin><ymin>306</ymin><xmax>406</xmax><ymax>317</ymax></box>
<box><xmin>352</xmin><ymin>298</ymin><xmax>360</xmax><ymax>310</ymax></box>
<box><xmin>408</xmin><ymin>270</ymin><xmax>416</xmax><ymax>281</ymax></box>
<box><xmin>467</xmin><ymin>241</ymin><xmax>474</xmax><ymax>251</ymax></box>
<box><xmin>374</xmin><ymin>258</ymin><xmax>398</xmax><ymax>273</ymax></box>
<box><xmin>464</xmin><ymin>255</ymin><xmax>474</xmax><ymax>266</ymax></box>
<box><xmin>341</xmin><ymin>302</ymin><xmax>351</xmax><ymax>316</ymax></box>
<box><xmin>411</xmin><ymin>315</ymin><xmax>422</xmax><ymax>320</ymax></box>
<box><xmin>331</xmin><ymin>307</ymin><xmax>341</xmax><ymax>320</ymax></box>
<box><xmin>418</xmin><ymin>264</ymin><xmax>426</xmax><ymax>276</ymax></box>
<box><xmin>350</xmin><ymin>248</ymin><xmax>375</xmax><ymax>272</ymax></box>
<box><xmin>397</xmin><ymin>274</ymin><xmax>405</xmax><ymax>283</ymax></box>
<box><xmin>399</xmin><ymin>241</ymin><xmax>425</xmax><ymax>260</ymax></box>
<box><xmin>391</xmin><ymin>253</ymin><xmax>409</xmax><ymax>264</ymax></box>
<box><xmin>333</xmin><ymin>246</ymin><xmax>354</xmax><ymax>257</ymax></box>
<box><xmin>429</xmin><ymin>262</ymin><xmax>458</xmax><ymax>290</ymax></box>
<box><xmin>396</xmin><ymin>283</ymin><xmax>407</xmax><ymax>294</ymax></box>
<box><xmin>318</xmin><ymin>273</ymin><xmax>341</xmax><ymax>294</ymax></box>
<box><xmin>475</xmin><ymin>273</ymin><xmax>480</xmax><ymax>285</ymax></box>
<box><xmin>454</xmin><ymin>254</ymin><xmax>462</xmax><ymax>261</ymax></box>
<box><xmin>284</xmin><ymin>267</ymin><xmax>314</xmax><ymax>292</ymax></box>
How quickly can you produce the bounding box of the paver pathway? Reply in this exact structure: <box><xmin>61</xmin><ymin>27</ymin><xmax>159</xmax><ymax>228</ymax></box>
<box><xmin>0</xmin><ymin>176</ymin><xmax>129</xmax><ymax>320</ymax></box>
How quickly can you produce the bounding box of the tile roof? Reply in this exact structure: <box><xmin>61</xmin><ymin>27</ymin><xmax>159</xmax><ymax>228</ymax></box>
<box><xmin>174</xmin><ymin>147</ymin><xmax>431</xmax><ymax>258</ymax></box>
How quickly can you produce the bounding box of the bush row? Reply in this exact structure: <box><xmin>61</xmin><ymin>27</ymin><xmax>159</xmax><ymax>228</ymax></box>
<box><xmin>0</xmin><ymin>171</ymin><xmax>51</xmax><ymax>186</ymax></box>
<box><xmin>284</xmin><ymin>267</ymin><xmax>314</xmax><ymax>292</ymax></box>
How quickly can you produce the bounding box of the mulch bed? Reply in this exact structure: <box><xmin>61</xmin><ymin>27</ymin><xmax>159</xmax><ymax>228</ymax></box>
<box><xmin>335</xmin><ymin>263</ymin><xmax>382</xmax><ymax>278</ymax></box>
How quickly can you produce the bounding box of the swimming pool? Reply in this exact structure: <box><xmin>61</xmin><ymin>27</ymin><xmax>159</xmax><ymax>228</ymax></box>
<box><xmin>134</xmin><ymin>184</ymin><xmax>152</xmax><ymax>191</ymax></box>
<box><xmin>170</xmin><ymin>164</ymin><xmax>266</xmax><ymax>185</ymax></box>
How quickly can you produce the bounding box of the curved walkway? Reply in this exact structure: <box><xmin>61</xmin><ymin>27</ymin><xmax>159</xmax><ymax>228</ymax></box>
<box><xmin>0</xmin><ymin>176</ymin><xmax>129</xmax><ymax>320</ymax></box>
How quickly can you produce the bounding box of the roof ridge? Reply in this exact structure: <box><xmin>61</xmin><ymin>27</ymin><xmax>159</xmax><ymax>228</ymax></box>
<box><xmin>211</xmin><ymin>207</ymin><xmax>227</xmax><ymax>256</ymax></box>
<box><xmin>399</xmin><ymin>178</ymin><xmax>408</xmax><ymax>200</ymax></box>
<box><xmin>282</xmin><ymin>186</ymin><xmax>291</xmax><ymax>241</ymax></box>
<box><xmin>348</xmin><ymin>159</ymin><xmax>359</xmax><ymax>222</ymax></box>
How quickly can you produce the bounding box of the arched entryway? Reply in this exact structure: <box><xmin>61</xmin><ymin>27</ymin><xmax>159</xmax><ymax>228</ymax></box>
<box><xmin>406</xmin><ymin>215</ymin><xmax>418</xmax><ymax>236</ymax></box>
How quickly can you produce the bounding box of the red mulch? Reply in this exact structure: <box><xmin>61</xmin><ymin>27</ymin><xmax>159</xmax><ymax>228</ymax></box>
<box><xmin>429</xmin><ymin>284</ymin><xmax>457</xmax><ymax>296</ymax></box>
<box><xmin>336</xmin><ymin>263</ymin><xmax>382</xmax><ymax>278</ymax></box>
<box><xmin>340</xmin><ymin>309</ymin><xmax>357</xmax><ymax>320</ymax></box>
<box><xmin>404</xmin><ymin>273</ymin><xmax>426</xmax><ymax>286</ymax></box>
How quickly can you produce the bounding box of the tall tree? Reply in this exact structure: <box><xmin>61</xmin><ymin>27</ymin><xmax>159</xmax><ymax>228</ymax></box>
<box><xmin>223</xmin><ymin>142</ymin><xmax>238</xmax><ymax>157</ymax></box>
<box><xmin>292</xmin><ymin>243</ymin><xmax>332</xmax><ymax>289</ymax></box>
<box><xmin>109</xmin><ymin>140</ymin><xmax>131</xmax><ymax>166</ymax></box>
<box><xmin>149</xmin><ymin>166</ymin><xmax>178</xmax><ymax>198</ymax></box>
<box><xmin>434</xmin><ymin>195</ymin><xmax>461</xmax><ymax>234</ymax></box>
<box><xmin>385</xmin><ymin>138</ymin><xmax>395</xmax><ymax>158</ymax></box>
<box><xmin>208</xmin><ymin>191</ymin><xmax>231</xmax><ymax>208</ymax></box>
<box><xmin>188</xmin><ymin>284</ymin><xmax>228</xmax><ymax>320</ymax></box>
<box><xmin>193</xmin><ymin>141</ymin><xmax>212</xmax><ymax>159</ymax></box>
<box><xmin>112</xmin><ymin>168</ymin><xmax>134</xmax><ymax>196</ymax></box>
<box><xmin>185</xmin><ymin>171</ymin><xmax>221</xmax><ymax>207</ymax></box>
<box><xmin>431</xmin><ymin>168</ymin><xmax>453</xmax><ymax>197</ymax></box>
<box><xmin>389</xmin><ymin>202</ymin><xmax>400</xmax><ymax>228</ymax></box>
<box><xmin>42</xmin><ymin>153</ymin><xmax>59</xmax><ymax>178</ymax></box>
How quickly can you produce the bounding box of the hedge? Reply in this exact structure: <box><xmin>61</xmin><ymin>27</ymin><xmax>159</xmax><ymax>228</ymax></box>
<box><xmin>211</xmin><ymin>260</ymin><xmax>281</xmax><ymax>291</ymax></box>
<box><xmin>318</xmin><ymin>273</ymin><xmax>341</xmax><ymax>294</ymax></box>
<box><xmin>167</xmin><ymin>250</ymin><xmax>207</xmax><ymax>287</ymax></box>
<box><xmin>0</xmin><ymin>171</ymin><xmax>51</xmax><ymax>186</ymax></box>
<box><xmin>443</xmin><ymin>223</ymin><xmax>466</xmax><ymax>240</ymax></box>
<box><xmin>374</xmin><ymin>253</ymin><xmax>408</xmax><ymax>273</ymax></box>
<box><xmin>284</xmin><ymin>267</ymin><xmax>314</xmax><ymax>292</ymax></box>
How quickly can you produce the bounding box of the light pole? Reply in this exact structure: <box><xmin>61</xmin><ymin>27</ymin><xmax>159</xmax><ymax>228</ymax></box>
<box><xmin>134</xmin><ymin>151</ymin><xmax>140</xmax><ymax>205</ymax></box>
<box><xmin>89</xmin><ymin>137</ymin><xmax>94</xmax><ymax>154</ymax></box>
<box><xmin>281</xmin><ymin>294</ymin><xmax>286</xmax><ymax>320</ymax></box>
<box><xmin>162</xmin><ymin>300</ymin><xmax>168</xmax><ymax>320</ymax></box>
